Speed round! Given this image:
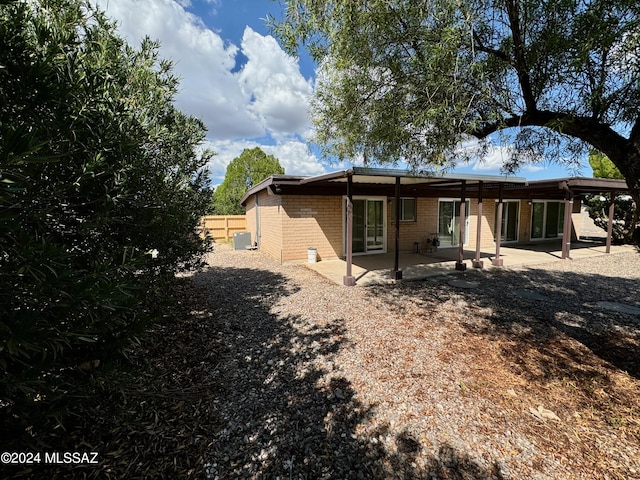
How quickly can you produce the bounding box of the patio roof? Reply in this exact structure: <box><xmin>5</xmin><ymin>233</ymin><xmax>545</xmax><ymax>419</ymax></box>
<box><xmin>240</xmin><ymin>167</ymin><xmax>629</xmax><ymax>205</ymax></box>
<box><xmin>241</xmin><ymin>167</ymin><xmax>529</xmax><ymax>204</ymax></box>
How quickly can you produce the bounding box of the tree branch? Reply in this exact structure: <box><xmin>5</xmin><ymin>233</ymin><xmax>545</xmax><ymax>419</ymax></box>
<box><xmin>472</xmin><ymin>31</ymin><xmax>511</xmax><ymax>64</ymax></box>
<box><xmin>505</xmin><ymin>0</ymin><xmax>537</xmax><ymax>112</ymax></box>
<box><xmin>470</xmin><ymin>110</ymin><xmax>628</xmax><ymax>160</ymax></box>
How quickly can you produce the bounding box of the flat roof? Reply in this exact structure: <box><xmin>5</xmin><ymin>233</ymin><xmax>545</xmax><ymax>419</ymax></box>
<box><xmin>240</xmin><ymin>167</ymin><xmax>629</xmax><ymax>205</ymax></box>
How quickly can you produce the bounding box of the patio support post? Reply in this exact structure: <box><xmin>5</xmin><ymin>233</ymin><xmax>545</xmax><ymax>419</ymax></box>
<box><xmin>455</xmin><ymin>180</ymin><xmax>467</xmax><ymax>271</ymax></box>
<box><xmin>606</xmin><ymin>192</ymin><xmax>615</xmax><ymax>254</ymax></box>
<box><xmin>343</xmin><ymin>175</ymin><xmax>356</xmax><ymax>286</ymax></box>
<box><xmin>561</xmin><ymin>188</ymin><xmax>573</xmax><ymax>259</ymax></box>
<box><xmin>391</xmin><ymin>176</ymin><xmax>403</xmax><ymax>280</ymax></box>
<box><xmin>473</xmin><ymin>181</ymin><xmax>484</xmax><ymax>268</ymax></box>
<box><xmin>492</xmin><ymin>184</ymin><xmax>504</xmax><ymax>267</ymax></box>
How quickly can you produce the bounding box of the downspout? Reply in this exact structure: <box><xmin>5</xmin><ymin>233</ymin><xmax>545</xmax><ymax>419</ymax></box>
<box><xmin>606</xmin><ymin>192</ymin><xmax>616</xmax><ymax>253</ymax></box>
<box><xmin>492</xmin><ymin>183</ymin><xmax>504</xmax><ymax>267</ymax></box>
<box><xmin>255</xmin><ymin>193</ymin><xmax>260</xmax><ymax>248</ymax></box>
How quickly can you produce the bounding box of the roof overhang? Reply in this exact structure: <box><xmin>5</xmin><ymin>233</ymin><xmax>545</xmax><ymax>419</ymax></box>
<box><xmin>240</xmin><ymin>167</ymin><xmax>629</xmax><ymax>205</ymax></box>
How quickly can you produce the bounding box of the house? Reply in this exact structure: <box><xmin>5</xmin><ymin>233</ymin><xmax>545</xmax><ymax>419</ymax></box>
<box><xmin>240</xmin><ymin>167</ymin><xmax>628</xmax><ymax>285</ymax></box>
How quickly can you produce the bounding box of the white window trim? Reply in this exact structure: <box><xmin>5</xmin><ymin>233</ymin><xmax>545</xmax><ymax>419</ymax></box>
<box><xmin>530</xmin><ymin>200</ymin><xmax>565</xmax><ymax>240</ymax></box>
<box><xmin>437</xmin><ymin>198</ymin><xmax>471</xmax><ymax>247</ymax></box>
<box><xmin>342</xmin><ymin>196</ymin><xmax>388</xmax><ymax>255</ymax></box>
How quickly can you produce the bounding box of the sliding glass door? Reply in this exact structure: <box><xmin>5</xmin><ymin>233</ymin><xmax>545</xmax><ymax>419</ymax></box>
<box><xmin>495</xmin><ymin>201</ymin><xmax>520</xmax><ymax>242</ymax></box>
<box><xmin>438</xmin><ymin>199</ymin><xmax>470</xmax><ymax>247</ymax></box>
<box><xmin>531</xmin><ymin>201</ymin><xmax>565</xmax><ymax>239</ymax></box>
<box><xmin>348</xmin><ymin>198</ymin><xmax>386</xmax><ymax>254</ymax></box>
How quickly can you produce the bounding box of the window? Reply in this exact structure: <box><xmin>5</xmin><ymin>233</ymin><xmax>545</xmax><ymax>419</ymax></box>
<box><xmin>400</xmin><ymin>198</ymin><xmax>416</xmax><ymax>221</ymax></box>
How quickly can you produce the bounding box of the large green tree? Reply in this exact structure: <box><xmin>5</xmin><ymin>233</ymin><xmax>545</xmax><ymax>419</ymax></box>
<box><xmin>0</xmin><ymin>0</ymin><xmax>212</xmax><ymax>434</ymax></box>
<box><xmin>211</xmin><ymin>147</ymin><xmax>284</xmax><ymax>215</ymax></box>
<box><xmin>586</xmin><ymin>149</ymin><xmax>635</xmax><ymax>242</ymax></box>
<box><xmin>273</xmin><ymin>0</ymin><xmax>640</xmax><ymax>241</ymax></box>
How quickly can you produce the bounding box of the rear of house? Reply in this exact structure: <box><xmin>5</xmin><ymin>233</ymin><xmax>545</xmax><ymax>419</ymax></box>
<box><xmin>241</xmin><ymin>168</ymin><xmax>616</xmax><ymax>265</ymax></box>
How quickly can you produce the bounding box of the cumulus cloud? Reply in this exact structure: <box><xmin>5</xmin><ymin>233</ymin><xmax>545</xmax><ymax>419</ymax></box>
<box><xmin>92</xmin><ymin>0</ymin><xmax>313</xmax><ymax>142</ymax></box>
<box><xmin>453</xmin><ymin>137</ymin><xmax>545</xmax><ymax>174</ymax></box>
<box><xmin>203</xmin><ymin>140</ymin><xmax>325</xmax><ymax>187</ymax></box>
<box><xmin>237</xmin><ymin>27</ymin><xmax>313</xmax><ymax>136</ymax></box>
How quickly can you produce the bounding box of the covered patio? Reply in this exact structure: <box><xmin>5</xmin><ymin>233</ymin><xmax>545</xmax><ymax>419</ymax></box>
<box><xmin>241</xmin><ymin>167</ymin><xmax>631</xmax><ymax>286</ymax></box>
<box><xmin>307</xmin><ymin>240</ymin><xmax>636</xmax><ymax>286</ymax></box>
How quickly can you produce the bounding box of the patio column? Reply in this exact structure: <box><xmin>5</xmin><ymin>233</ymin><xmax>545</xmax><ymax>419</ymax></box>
<box><xmin>473</xmin><ymin>181</ymin><xmax>484</xmax><ymax>268</ymax></box>
<box><xmin>561</xmin><ymin>189</ymin><xmax>574</xmax><ymax>259</ymax></box>
<box><xmin>492</xmin><ymin>184</ymin><xmax>504</xmax><ymax>267</ymax></box>
<box><xmin>391</xmin><ymin>177</ymin><xmax>403</xmax><ymax>280</ymax></box>
<box><xmin>606</xmin><ymin>192</ymin><xmax>615</xmax><ymax>254</ymax></box>
<box><xmin>455</xmin><ymin>180</ymin><xmax>467</xmax><ymax>271</ymax></box>
<box><xmin>343</xmin><ymin>175</ymin><xmax>356</xmax><ymax>286</ymax></box>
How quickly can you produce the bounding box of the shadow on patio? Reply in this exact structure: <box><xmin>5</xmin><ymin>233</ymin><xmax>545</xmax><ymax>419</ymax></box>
<box><xmin>308</xmin><ymin>240</ymin><xmax>637</xmax><ymax>285</ymax></box>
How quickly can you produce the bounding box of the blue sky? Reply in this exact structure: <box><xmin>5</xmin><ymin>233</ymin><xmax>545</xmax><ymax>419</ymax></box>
<box><xmin>94</xmin><ymin>0</ymin><xmax>593</xmax><ymax>185</ymax></box>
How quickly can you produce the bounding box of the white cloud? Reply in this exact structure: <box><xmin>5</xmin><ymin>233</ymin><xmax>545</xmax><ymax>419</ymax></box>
<box><xmin>91</xmin><ymin>0</ymin><xmax>325</xmax><ymax>184</ymax></box>
<box><xmin>262</xmin><ymin>141</ymin><xmax>326</xmax><ymax>177</ymax></box>
<box><xmin>203</xmin><ymin>140</ymin><xmax>325</xmax><ymax>187</ymax></box>
<box><xmin>92</xmin><ymin>0</ymin><xmax>314</xmax><ymax>142</ymax></box>
<box><xmin>237</xmin><ymin>27</ymin><xmax>313</xmax><ymax>137</ymax></box>
<box><xmin>453</xmin><ymin>137</ymin><xmax>545</xmax><ymax>174</ymax></box>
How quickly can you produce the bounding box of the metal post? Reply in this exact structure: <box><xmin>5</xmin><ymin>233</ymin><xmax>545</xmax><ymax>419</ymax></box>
<box><xmin>473</xmin><ymin>181</ymin><xmax>484</xmax><ymax>268</ymax></box>
<box><xmin>492</xmin><ymin>184</ymin><xmax>504</xmax><ymax>267</ymax></box>
<box><xmin>343</xmin><ymin>175</ymin><xmax>356</xmax><ymax>286</ymax></box>
<box><xmin>561</xmin><ymin>190</ymin><xmax>573</xmax><ymax>259</ymax></box>
<box><xmin>456</xmin><ymin>180</ymin><xmax>467</xmax><ymax>271</ymax></box>
<box><xmin>391</xmin><ymin>177</ymin><xmax>403</xmax><ymax>280</ymax></box>
<box><xmin>606</xmin><ymin>192</ymin><xmax>615</xmax><ymax>254</ymax></box>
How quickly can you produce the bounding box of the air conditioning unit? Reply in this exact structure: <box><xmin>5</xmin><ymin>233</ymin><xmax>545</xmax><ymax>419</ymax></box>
<box><xmin>233</xmin><ymin>232</ymin><xmax>252</xmax><ymax>250</ymax></box>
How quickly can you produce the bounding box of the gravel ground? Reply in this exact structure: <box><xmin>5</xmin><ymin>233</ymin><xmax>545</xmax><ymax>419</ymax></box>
<box><xmin>191</xmin><ymin>244</ymin><xmax>640</xmax><ymax>480</ymax></box>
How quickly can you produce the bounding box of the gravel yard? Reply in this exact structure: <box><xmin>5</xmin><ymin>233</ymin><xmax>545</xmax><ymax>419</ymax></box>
<box><xmin>189</xmin><ymin>244</ymin><xmax>640</xmax><ymax>480</ymax></box>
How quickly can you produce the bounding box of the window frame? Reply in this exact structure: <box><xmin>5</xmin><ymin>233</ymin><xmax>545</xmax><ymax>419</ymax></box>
<box><xmin>398</xmin><ymin>197</ymin><xmax>416</xmax><ymax>222</ymax></box>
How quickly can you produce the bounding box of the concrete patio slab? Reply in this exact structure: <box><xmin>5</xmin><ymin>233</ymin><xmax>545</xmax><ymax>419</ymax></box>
<box><xmin>305</xmin><ymin>241</ymin><xmax>637</xmax><ymax>286</ymax></box>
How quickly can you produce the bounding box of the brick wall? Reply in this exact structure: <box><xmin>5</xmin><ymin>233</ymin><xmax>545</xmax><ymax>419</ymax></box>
<box><xmin>280</xmin><ymin>195</ymin><xmax>343</xmax><ymax>262</ymax></box>
<box><xmin>246</xmin><ymin>191</ymin><xmax>283</xmax><ymax>262</ymax></box>
<box><xmin>244</xmin><ymin>191</ymin><xmax>580</xmax><ymax>263</ymax></box>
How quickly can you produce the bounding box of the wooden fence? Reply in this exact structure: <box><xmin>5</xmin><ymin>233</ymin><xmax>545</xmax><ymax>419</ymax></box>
<box><xmin>199</xmin><ymin>215</ymin><xmax>247</xmax><ymax>241</ymax></box>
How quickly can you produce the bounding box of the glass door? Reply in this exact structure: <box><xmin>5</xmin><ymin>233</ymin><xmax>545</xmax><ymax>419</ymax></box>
<box><xmin>352</xmin><ymin>199</ymin><xmax>366</xmax><ymax>253</ymax></box>
<box><xmin>348</xmin><ymin>198</ymin><xmax>386</xmax><ymax>254</ymax></box>
<box><xmin>366</xmin><ymin>200</ymin><xmax>384</xmax><ymax>251</ymax></box>
<box><xmin>438</xmin><ymin>200</ymin><xmax>470</xmax><ymax>247</ymax></box>
<box><xmin>531</xmin><ymin>201</ymin><xmax>565</xmax><ymax>239</ymax></box>
<box><xmin>495</xmin><ymin>201</ymin><xmax>520</xmax><ymax>242</ymax></box>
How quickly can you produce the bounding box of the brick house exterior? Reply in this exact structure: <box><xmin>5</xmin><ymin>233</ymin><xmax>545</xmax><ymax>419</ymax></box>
<box><xmin>240</xmin><ymin>168</ymin><xmax>626</xmax><ymax>274</ymax></box>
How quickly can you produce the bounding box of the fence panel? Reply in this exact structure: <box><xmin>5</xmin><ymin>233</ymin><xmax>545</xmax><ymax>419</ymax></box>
<box><xmin>199</xmin><ymin>215</ymin><xmax>247</xmax><ymax>241</ymax></box>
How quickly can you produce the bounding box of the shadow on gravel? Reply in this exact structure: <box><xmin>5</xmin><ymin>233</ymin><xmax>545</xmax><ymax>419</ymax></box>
<box><xmin>3</xmin><ymin>262</ymin><xmax>508</xmax><ymax>480</ymax></box>
<box><xmin>190</xmin><ymin>264</ymin><xmax>505</xmax><ymax>479</ymax></box>
<box><xmin>377</xmin><ymin>266</ymin><xmax>640</xmax><ymax>383</ymax></box>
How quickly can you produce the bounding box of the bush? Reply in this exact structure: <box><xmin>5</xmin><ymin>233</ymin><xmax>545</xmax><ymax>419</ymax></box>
<box><xmin>0</xmin><ymin>0</ymin><xmax>212</xmax><ymax>438</ymax></box>
<box><xmin>583</xmin><ymin>194</ymin><xmax>636</xmax><ymax>244</ymax></box>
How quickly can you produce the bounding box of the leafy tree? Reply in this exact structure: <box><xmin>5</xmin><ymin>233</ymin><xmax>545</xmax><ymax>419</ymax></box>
<box><xmin>586</xmin><ymin>150</ymin><xmax>635</xmax><ymax>242</ymax></box>
<box><xmin>211</xmin><ymin>147</ymin><xmax>284</xmax><ymax>215</ymax></box>
<box><xmin>589</xmin><ymin>149</ymin><xmax>624</xmax><ymax>180</ymax></box>
<box><xmin>0</xmin><ymin>0</ymin><xmax>212</xmax><ymax>436</ymax></box>
<box><xmin>272</xmin><ymin>0</ymin><xmax>640</xmax><ymax>242</ymax></box>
